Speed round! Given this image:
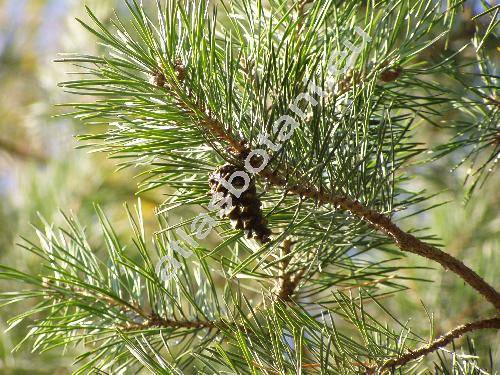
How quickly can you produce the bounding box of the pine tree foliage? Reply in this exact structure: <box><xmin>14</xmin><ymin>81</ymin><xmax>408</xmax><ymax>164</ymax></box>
<box><xmin>432</xmin><ymin>40</ymin><xmax>499</xmax><ymax>196</ymax></box>
<box><xmin>0</xmin><ymin>0</ymin><xmax>498</xmax><ymax>374</ymax></box>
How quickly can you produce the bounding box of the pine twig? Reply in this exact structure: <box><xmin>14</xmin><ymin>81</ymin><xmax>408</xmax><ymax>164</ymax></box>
<box><xmin>120</xmin><ymin>312</ymin><xmax>253</xmax><ymax>335</ymax></box>
<box><xmin>366</xmin><ymin>316</ymin><xmax>500</xmax><ymax>373</ymax></box>
<box><xmin>275</xmin><ymin>239</ymin><xmax>306</xmax><ymax>301</ymax></box>
<box><xmin>50</xmin><ymin>284</ymin><xmax>226</xmax><ymax>333</ymax></box>
<box><xmin>46</xmin><ymin>281</ymin><xmax>235</xmax><ymax>333</ymax></box>
<box><xmin>43</xmin><ymin>278</ymin><xmax>147</xmax><ymax>319</ymax></box>
<box><xmin>120</xmin><ymin>313</ymin><xmax>217</xmax><ymax>331</ymax></box>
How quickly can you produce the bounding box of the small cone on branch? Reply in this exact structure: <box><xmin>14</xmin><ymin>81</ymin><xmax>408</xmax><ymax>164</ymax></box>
<box><xmin>173</xmin><ymin>58</ymin><xmax>186</xmax><ymax>82</ymax></box>
<box><xmin>150</xmin><ymin>58</ymin><xmax>186</xmax><ymax>87</ymax></box>
<box><xmin>380</xmin><ymin>66</ymin><xmax>403</xmax><ymax>82</ymax></box>
<box><xmin>208</xmin><ymin>164</ymin><xmax>272</xmax><ymax>244</ymax></box>
<box><xmin>151</xmin><ymin>71</ymin><xmax>167</xmax><ymax>87</ymax></box>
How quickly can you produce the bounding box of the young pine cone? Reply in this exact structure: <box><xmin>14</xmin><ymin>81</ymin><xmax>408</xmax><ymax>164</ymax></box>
<box><xmin>150</xmin><ymin>59</ymin><xmax>186</xmax><ymax>88</ymax></box>
<box><xmin>209</xmin><ymin>164</ymin><xmax>272</xmax><ymax>244</ymax></box>
<box><xmin>151</xmin><ymin>71</ymin><xmax>167</xmax><ymax>87</ymax></box>
<box><xmin>380</xmin><ymin>66</ymin><xmax>402</xmax><ymax>82</ymax></box>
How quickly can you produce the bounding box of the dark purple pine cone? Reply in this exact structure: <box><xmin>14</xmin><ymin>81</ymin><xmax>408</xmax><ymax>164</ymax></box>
<box><xmin>208</xmin><ymin>164</ymin><xmax>271</xmax><ymax>244</ymax></box>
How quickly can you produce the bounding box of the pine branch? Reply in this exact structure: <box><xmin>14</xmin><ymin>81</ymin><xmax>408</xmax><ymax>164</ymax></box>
<box><xmin>120</xmin><ymin>313</ymin><xmax>251</xmax><ymax>334</ymax></box>
<box><xmin>48</xmin><ymin>278</ymin><xmax>221</xmax><ymax>332</ymax></box>
<box><xmin>266</xmin><ymin>167</ymin><xmax>499</xmax><ymax>308</ymax></box>
<box><xmin>122</xmin><ymin>16</ymin><xmax>496</xmax><ymax>308</ymax></box>
<box><xmin>1</xmin><ymin>206</ymin><xmax>242</xmax><ymax>371</ymax></box>
<box><xmin>42</xmin><ymin>277</ymin><xmax>147</xmax><ymax>319</ymax></box>
<box><xmin>169</xmin><ymin>88</ymin><xmax>500</xmax><ymax>310</ymax></box>
<box><xmin>40</xmin><ymin>2</ymin><xmax>498</xmax><ymax>371</ymax></box>
<box><xmin>367</xmin><ymin>316</ymin><xmax>500</xmax><ymax>373</ymax></box>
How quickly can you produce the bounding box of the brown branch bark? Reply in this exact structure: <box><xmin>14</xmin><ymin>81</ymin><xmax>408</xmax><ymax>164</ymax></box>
<box><xmin>367</xmin><ymin>316</ymin><xmax>500</xmax><ymax>373</ymax></box>
<box><xmin>121</xmin><ymin>312</ymin><xmax>218</xmax><ymax>331</ymax></box>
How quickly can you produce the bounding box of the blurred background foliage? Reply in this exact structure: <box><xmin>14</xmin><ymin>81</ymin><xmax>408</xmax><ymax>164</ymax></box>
<box><xmin>0</xmin><ymin>1</ymin><xmax>164</xmax><ymax>373</ymax></box>
<box><xmin>0</xmin><ymin>0</ymin><xmax>497</xmax><ymax>373</ymax></box>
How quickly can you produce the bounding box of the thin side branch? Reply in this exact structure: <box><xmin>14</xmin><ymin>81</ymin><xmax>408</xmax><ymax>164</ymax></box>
<box><xmin>121</xmin><ymin>313</ymin><xmax>217</xmax><ymax>331</ymax></box>
<box><xmin>120</xmin><ymin>312</ymin><xmax>253</xmax><ymax>334</ymax></box>
<box><xmin>43</xmin><ymin>279</ymin><xmax>147</xmax><ymax>319</ymax></box>
<box><xmin>368</xmin><ymin>316</ymin><xmax>500</xmax><ymax>373</ymax></box>
<box><xmin>45</xmin><ymin>282</ymin><xmax>237</xmax><ymax>333</ymax></box>
<box><xmin>274</xmin><ymin>239</ymin><xmax>307</xmax><ymax>301</ymax></box>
